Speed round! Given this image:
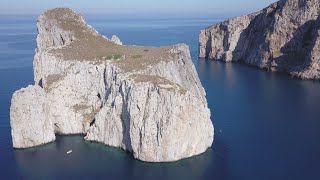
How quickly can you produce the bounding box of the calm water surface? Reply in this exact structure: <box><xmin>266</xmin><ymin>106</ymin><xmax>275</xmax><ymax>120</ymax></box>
<box><xmin>1</xmin><ymin>15</ymin><xmax>320</xmax><ymax>180</ymax></box>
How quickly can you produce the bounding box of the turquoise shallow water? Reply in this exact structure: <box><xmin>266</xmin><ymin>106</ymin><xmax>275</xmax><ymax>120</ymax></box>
<box><xmin>1</xmin><ymin>16</ymin><xmax>320</xmax><ymax>180</ymax></box>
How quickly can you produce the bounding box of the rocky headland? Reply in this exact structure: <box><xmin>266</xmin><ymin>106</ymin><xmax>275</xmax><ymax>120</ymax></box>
<box><xmin>199</xmin><ymin>0</ymin><xmax>320</xmax><ymax>79</ymax></box>
<box><xmin>10</xmin><ymin>8</ymin><xmax>214</xmax><ymax>162</ymax></box>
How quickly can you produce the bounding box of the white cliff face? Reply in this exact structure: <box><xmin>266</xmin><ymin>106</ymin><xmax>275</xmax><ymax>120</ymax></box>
<box><xmin>199</xmin><ymin>13</ymin><xmax>258</xmax><ymax>62</ymax></box>
<box><xmin>111</xmin><ymin>35</ymin><xmax>123</xmax><ymax>45</ymax></box>
<box><xmin>44</xmin><ymin>62</ymin><xmax>106</xmax><ymax>134</ymax></box>
<box><xmin>200</xmin><ymin>0</ymin><xmax>320</xmax><ymax>80</ymax></box>
<box><xmin>10</xmin><ymin>8</ymin><xmax>214</xmax><ymax>162</ymax></box>
<box><xmin>10</xmin><ymin>85</ymin><xmax>55</xmax><ymax>148</ymax></box>
<box><xmin>84</xmin><ymin>48</ymin><xmax>213</xmax><ymax>162</ymax></box>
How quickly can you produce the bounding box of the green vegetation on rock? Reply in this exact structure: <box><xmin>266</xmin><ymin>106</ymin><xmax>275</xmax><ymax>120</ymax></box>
<box><xmin>103</xmin><ymin>54</ymin><xmax>122</xmax><ymax>61</ymax></box>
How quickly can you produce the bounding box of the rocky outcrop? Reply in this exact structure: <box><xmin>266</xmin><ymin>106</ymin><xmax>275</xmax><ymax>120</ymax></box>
<box><xmin>200</xmin><ymin>0</ymin><xmax>320</xmax><ymax>79</ymax></box>
<box><xmin>111</xmin><ymin>35</ymin><xmax>123</xmax><ymax>45</ymax></box>
<box><xmin>10</xmin><ymin>8</ymin><xmax>214</xmax><ymax>162</ymax></box>
<box><xmin>10</xmin><ymin>85</ymin><xmax>55</xmax><ymax>148</ymax></box>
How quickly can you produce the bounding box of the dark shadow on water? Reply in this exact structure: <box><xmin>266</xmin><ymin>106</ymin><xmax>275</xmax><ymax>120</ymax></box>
<box><xmin>13</xmin><ymin>135</ymin><xmax>224</xmax><ymax>180</ymax></box>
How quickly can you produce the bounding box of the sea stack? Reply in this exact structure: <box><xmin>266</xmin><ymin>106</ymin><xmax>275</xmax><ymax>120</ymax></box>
<box><xmin>10</xmin><ymin>8</ymin><xmax>214</xmax><ymax>162</ymax></box>
<box><xmin>199</xmin><ymin>0</ymin><xmax>320</xmax><ymax>79</ymax></box>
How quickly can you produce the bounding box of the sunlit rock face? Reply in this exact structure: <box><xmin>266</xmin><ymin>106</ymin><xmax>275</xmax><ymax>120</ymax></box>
<box><xmin>200</xmin><ymin>0</ymin><xmax>320</xmax><ymax>79</ymax></box>
<box><xmin>10</xmin><ymin>85</ymin><xmax>55</xmax><ymax>148</ymax></box>
<box><xmin>10</xmin><ymin>8</ymin><xmax>214</xmax><ymax>162</ymax></box>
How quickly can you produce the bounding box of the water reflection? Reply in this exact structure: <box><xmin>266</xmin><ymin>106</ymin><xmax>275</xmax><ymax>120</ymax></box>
<box><xmin>197</xmin><ymin>59</ymin><xmax>320</xmax><ymax>180</ymax></box>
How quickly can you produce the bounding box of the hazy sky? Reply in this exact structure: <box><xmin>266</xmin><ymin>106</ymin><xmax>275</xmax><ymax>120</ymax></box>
<box><xmin>0</xmin><ymin>0</ymin><xmax>277</xmax><ymax>16</ymax></box>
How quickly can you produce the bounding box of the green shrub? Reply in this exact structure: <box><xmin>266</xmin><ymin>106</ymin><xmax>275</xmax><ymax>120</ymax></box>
<box><xmin>103</xmin><ymin>54</ymin><xmax>122</xmax><ymax>61</ymax></box>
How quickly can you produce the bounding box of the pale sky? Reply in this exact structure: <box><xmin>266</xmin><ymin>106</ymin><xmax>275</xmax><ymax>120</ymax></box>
<box><xmin>0</xmin><ymin>0</ymin><xmax>277</xmax><ymax>16</ymax></box>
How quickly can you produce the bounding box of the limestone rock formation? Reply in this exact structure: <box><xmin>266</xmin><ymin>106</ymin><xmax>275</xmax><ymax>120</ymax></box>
<box><xmin>10</xmin><ymin>85</ymin><xmax>55</xmax><ymax>148</ymax></box>
<box><xmin>111</xmin><ymin>35</ymin><xmax>123</xmax><ymax>45</ymax></box>
<box><xmin>10</xmin><ymin>8</ymin><xmax>214</xmax><ymax>162</ymax></box>
<box><xmin>200</xmin><ymin>0</ymin><xmax>320</xmax><ymax>79</ymax></box>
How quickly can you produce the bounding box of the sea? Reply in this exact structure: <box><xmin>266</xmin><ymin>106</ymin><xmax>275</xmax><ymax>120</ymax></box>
<box><xmin>1</xmin><ymin>14</ymin><xmax>320</xmax><ymax>180</ymax></box>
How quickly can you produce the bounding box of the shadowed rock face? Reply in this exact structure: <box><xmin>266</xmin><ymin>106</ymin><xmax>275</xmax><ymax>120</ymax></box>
<box><xmin>10</xmin><ymin>8</ymin><xmax>214</xmax><ymax>162</ymax></box>
<box><xmin>200</xmin><ymin>0</ymin><xmax>320</xmax><ymax>79</ymax></box>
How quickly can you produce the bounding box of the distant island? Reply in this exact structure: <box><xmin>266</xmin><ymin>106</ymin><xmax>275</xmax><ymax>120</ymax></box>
<box><xmin>200</xmin><ymin>0</ymin><xmax>320</xmax><ymax>80</ymax></box>
<box><xmin>10</xmin><ymin>8</ymin><xmax>213</xmax><ymax>162</ymax></box>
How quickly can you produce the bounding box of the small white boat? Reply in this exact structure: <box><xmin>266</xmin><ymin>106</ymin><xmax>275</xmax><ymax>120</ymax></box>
<box><xmin>67</xmin><ymin>150</ymin><xmax>73</xmax><ymax>154</ymax></box>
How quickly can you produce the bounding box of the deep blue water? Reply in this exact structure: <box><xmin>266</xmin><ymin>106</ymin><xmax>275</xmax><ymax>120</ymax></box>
<box><xmin>1</xmin><ymin>16</ymin><xmax>320</xmax><ymax>180</ymax></box>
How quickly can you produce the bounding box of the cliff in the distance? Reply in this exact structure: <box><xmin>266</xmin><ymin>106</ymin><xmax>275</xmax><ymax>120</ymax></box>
<box><xmin>10</xmin><ymin>8</ymin><xmax>214</xmax><ymax>162</ymax></box>
<box><xmin>199</xmin><ymin>0</ymin><xmax>320</xmax><ymax>79</ymax></box>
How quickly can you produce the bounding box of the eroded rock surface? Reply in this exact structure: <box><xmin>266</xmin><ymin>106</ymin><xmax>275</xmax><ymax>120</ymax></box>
<box><xmin>200</xmin><ymin>0</ymin><xmax>320</xmax><ymax>79</ymax></box>
<box><xmin>10</xmin><ymin>85</ymin><xmax>55</xmax><ymax>148</ymax></box>
<box><xmin>10</xmin><ymin>8</ymin><xmax>213</xmax><ymax>162</ymax></box>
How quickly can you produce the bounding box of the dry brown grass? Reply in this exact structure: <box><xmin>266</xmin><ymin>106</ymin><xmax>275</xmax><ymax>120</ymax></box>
<box><xmin>45</xmin><ymin>74</ymin><xmax>66</xmax><ymax>92</ymax></box>
<box><xmin>42</xmin><ymin>8</ymin><xmax>186</xmax><ymax>94</ymax></box>
<box><xmin>44</xmin><ymin>8</ymin><xmax>175</xmax><ymax>73</ymax></box>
